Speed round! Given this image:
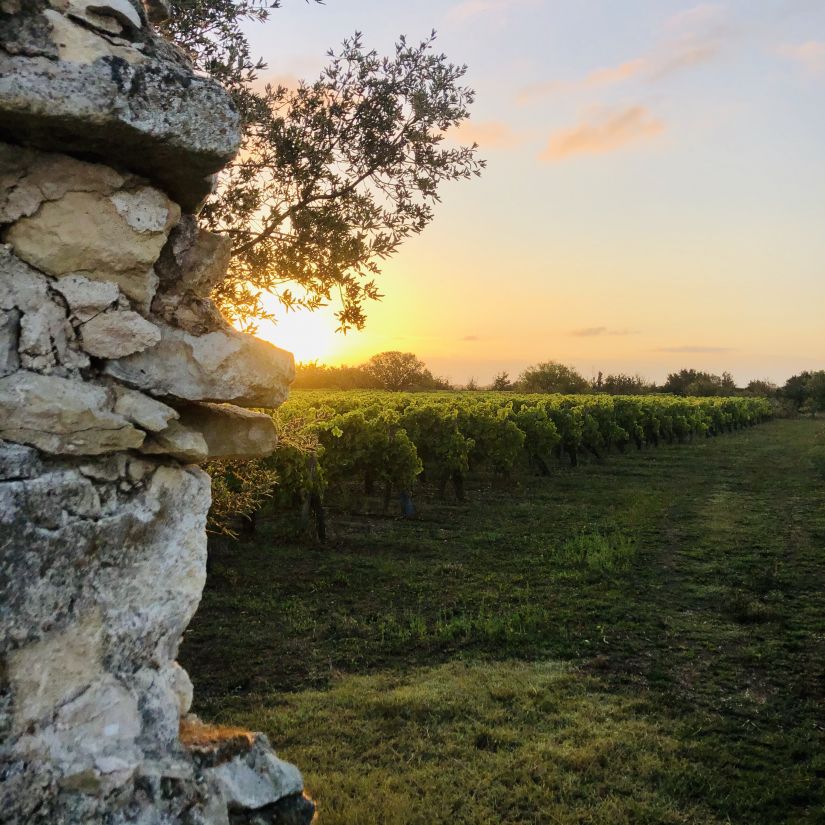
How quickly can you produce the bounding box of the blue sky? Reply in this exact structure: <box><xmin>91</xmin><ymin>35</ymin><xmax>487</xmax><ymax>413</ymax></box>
<box><xmin>246</xmin><ymin>1</ymin><xmax>825</xmax><ymax>385</ymax></box>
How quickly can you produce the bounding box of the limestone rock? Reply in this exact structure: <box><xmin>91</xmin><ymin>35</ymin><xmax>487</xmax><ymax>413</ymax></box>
<box><xmin>208</xmin><ymin>734</ymin><xmax>304</xmax><ymax>811</ymax></box>
<box><xmin>105</xmin><ymin>323</ymin><xmax>295</xmax><ymax>407</ymax></box>
<box><xmin>0</xmin><ymin>371</ymin><xmax>144</xmax><ymax>455</ymax></box>
<box><xmin>0</xmin><ymin>4</ymin><xmax>307</xmax><ymax>821</ymax></box>
<box><xmin>0</xmin><ymin>245</ymin><xmax>89</xmax><ymax>373</ymax></box>
<box><xmin>151</xmin><ymin>289</ymin><xmax>230</xmax><ymax>336</ymax></box>
<box><xmin>81</xmin><ymin>1</ymin><xmax>144</xmax><ymax>32</ymax></box>
<box><xmin>51</xmin><ymin>273</ymin><xmax>120</xmax><ymax>323</ymax></box>
<box><xmin>0</xmin><ymin>439</ymin><xmax>42</xmax><ymax>480</ymax></box>
<box><xmin>156</xmin><ymin>215</ymin><xmax>233</xmax><ymax>297</ymax></box>
<box><xmin>0</xmin><ymin>141</ymin><xmax>127</xmax><ymax>226</ymax></box>
<box><xmin>80</xmin><ymin>309</ymin><xmax>161</xmax><ymax>359</ymax></box>
<box><xmin>179</xmin><ymin>403</ymin><xmax>279</xmax><ymax>460</ymax></box>
<box><xmin>0</xmin><ymin>459</ymin><xmax>212</xmax><ymax>821</ymax></box>
<box><xmin>140</xmin><ymin>419</ymin><xmax>208</xmax><ymax>463</ymax></box>
<box><xmin>5</xmin><ymin>185</ymin><xmax>179</xmax><ymax>308</ymax></box>
<box><xmin>112</xmin><ymin>384</ymin><xmax>178</xmax><ymax>432</ymax></box>
<box><xmin>0</xmin><ymin>7</ymin><xmax>242</xmax><ymax>210</ymax></box>
<box><xmin>0</xmin><ymin>308</ymin><xmax>19</xmax><ymax>376</ymax></box>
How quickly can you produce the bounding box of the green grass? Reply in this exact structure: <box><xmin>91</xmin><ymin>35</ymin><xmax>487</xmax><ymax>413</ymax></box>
<box><xmin>181</xmin><ymin>419</ymin><xmax>825</xmax><ymax>824</ymax></box>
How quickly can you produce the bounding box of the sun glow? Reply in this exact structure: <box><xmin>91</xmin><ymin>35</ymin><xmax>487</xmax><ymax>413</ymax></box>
<box><xmin>253</xmin><ymin>297</ymin><xmax>345</xmax><ymax>364</ymax></box>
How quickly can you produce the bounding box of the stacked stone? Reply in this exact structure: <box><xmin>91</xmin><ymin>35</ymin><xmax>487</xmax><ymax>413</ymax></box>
<box><xmin>0</xmin><ymin>2</ymin><xmax>313</xmax><ymax>823</ymax></box>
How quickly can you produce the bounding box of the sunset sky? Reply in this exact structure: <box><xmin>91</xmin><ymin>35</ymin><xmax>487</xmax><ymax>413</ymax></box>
<box><xmin>246</xmin><ymin>0</ymin><xmax>825</xmax><ymax>385</ymax></box>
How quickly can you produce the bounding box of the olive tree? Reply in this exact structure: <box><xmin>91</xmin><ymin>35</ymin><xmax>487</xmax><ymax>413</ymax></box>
<box><xmin>163</xmin><ymin>2</ymin><xmax>484</xmax><ymax>331</ymax></box>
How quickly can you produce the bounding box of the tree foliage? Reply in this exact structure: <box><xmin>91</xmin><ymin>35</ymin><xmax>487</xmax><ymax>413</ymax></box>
<box><xmin>661</xmin><ymin>369</ymin><xmax>737</xmax><ymax>397</ymax></box>
<box><xmin>362</xmin><ymin>351</ymin><xmax>444</xmax><ymax>391</ymax></box>
<box><xmin>591</xmin><ymin>372</ymin><xmax>654</xmax><ymax>395</ymax></box>
<box><xmin>163</xmin><ymin>3</ymin><xmax>484</xmax><ymax>331</ymax></box>
<box><xmin>781</xmin><ymin>370</ymin><xmax>825</xmax><ymax>413</ymax></box>
<box><xmin>517</xmin><ymin>361</ymin><xmax>590</xmax><ymax>394</ymax></box>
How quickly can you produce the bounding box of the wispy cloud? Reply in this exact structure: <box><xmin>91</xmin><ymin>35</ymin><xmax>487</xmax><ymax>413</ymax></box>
<box><xmin>451</xmin><ymin>120</ymin><xmax>526</xmax><ymax>149</ymax></box>
<box><xmin>777</xmin><ymin>41</ymin><xmax>825</xmax><ymax>75</ymax></box>
<box><xmin>462</xmin><ymin>334</ymin><xmax>480</xmax><ymax>341</ymax></box>
<box><xmin>519</xmin><ymin>3</ymin><xmax>733</xmax><ymax>103</ymax></box>
<box><xmin>541</xmin><ymin>106</ymin><xmax>665</xmax><ymax>161</ymax></box>
<box><xmin>656</xmin><ymin>345</ymin><xmax>734</xmax><ymax>353</ymax></box>
<box><xmin>446</xmin><ymin>0</ymin><xmax>537</xmax><ymax>25</ymax></box>
<box><xmin>518</xmin><ymin>59</ymin><xmax>647</xmax><ymax>103</ymax></box>
<box><xmin>664</xmin><ymin>3</ymin><xmax>726</xmax><ymax>34</ymax></box>
<box><xmin>570</xmin><ymin>327</ymin><xmax>639</xmax><ymax>337</ymax></box>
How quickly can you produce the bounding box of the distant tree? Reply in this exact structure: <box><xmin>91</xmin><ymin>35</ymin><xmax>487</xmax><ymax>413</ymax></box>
<box><xmin>362</xmin><ymin>351</ymin><xmax>434</xmax><ymax>391</ymax></box>
<box><xmin>464</xmin><ymin>377</ymin><xmax>480</xmax><ymax>391</ymax></box>
<box><xmin>292</xmin><ymin>361</ymin><xmax>377</xmax><ymax>390</ymax></box>
<box><xmin>164</xmin><ymin>5</ymin><xmax>485</xmax><ymax>330</ymax></box>
<box><xmin>807</xmin><ymin>372</ymin><xmax>825</xmax><ymax>414</ymax></box>
<box><xmin>781</xmin><ymin>371</ymin><xmax>813</xmax><ymax>408</ymax></box>
<box><xmin>663</xmin><ymin>369</ymin><xmax>737</xmax><ymax>397</ymax></box>
<box><xmin>490</xmin><ymin>371</ymin><xmax>513</xmax><ymax>391</ymax></box>
<box><xmin>592</xmin><ymin>373</ymin><xmax>654</xmax><ymax>395</ymax></box>
<box><xmin>744</xmin><ymin>379</ymin><xmax>777</xmax><ymax>397</ymax></box>
<box><xmin>517</xmin><ymin>361</ymin><xmax>589</xmax><ymax>394</ymax></box>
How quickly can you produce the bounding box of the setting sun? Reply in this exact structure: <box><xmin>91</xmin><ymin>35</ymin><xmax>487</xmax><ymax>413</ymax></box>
<box><xmin>254</xmin><ymin>294</ymin><xmax>346</xmax><ymax>364</ymax></box>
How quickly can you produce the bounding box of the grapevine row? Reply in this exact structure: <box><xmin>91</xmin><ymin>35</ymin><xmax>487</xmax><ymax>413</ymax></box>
<box><xmin>239</xmin><ymin>392</ymin><xmax>772</xmax><ymax>536</ymax></box>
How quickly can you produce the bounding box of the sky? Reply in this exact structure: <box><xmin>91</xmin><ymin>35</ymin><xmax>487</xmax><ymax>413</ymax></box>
<box><xmin>244</xmin><ymin>0</ymin><xmax>825</xmax><ymax>386</ymax></box>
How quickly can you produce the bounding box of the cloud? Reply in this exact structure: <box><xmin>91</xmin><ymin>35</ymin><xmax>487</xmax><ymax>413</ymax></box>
<box><xmin>541</xmin><ymin>106</ymin><xmax>665</xmax><ymax>161</ymax></box>
<box><xmin>656</xmin><ymin>345</ymin><xmax>734</xmax><ymax>353</ymax></box>
<box><xmin>664</xmin><ymin>3</ymin><xmax>726</xmax><ymax>34</ymax></box>
<box><xmin>777</xmin><ymin>41</ymin><xmax>825</xmax><ymax>75</ymax></box>
<box><xmin>462</xmin><ymin>334</ymin><xmax>480</xmax><ymax>341</ymax></box>
<box><xmin>518</xmin><ymin>59</ymin><xmax>647</xmax><ymax>103</ymax></box>
<box><xmin>518</xmin><ymin>4</ymin><xmax>732</xmax><ymax>104</ymax></box>
<box><xmin>451</xmin><ymin>120</ymin><xmax>526</xmax><ymax>149</ymax></box>
<box><xmin>446</xmin><ymin>0</ymin><xmax>537</xmax><ymax>25</ymax></box>
<box><xmin>570</xmin><ymin>327</ymin><xmax>639</xmax><ymax>337</ymax></box>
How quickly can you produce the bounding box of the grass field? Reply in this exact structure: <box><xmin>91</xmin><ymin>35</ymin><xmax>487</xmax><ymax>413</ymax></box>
<box><xmin>181</xmin><ymin>417</ymin><xmax>825</xmax><ymax>824</ymax></box>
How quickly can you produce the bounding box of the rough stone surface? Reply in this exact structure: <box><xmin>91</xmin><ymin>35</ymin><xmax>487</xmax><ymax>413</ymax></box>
<box><xmin>140</xmin><ymin>419</ymin><xmax>208</xmax><ymax>464</ymax></box>
<box><xmin>0</xmin><ymin>455</ymin><xmax>212</xmax><ymax>823</ymax></box>
<box><xmin>105</xmin><ymin>323</ymin><xmax>295</xmax><ymax>407</ymax></box>
<box><xmin>0</xmin><ymin>2</ymin><xmax>311</xmax><ymax>823</ymax></box>
<box><xmin>0</xmin><ymin>244</ymin><xmax>89</xmax><ymax>374</ymax></box>
<box><xmin>4</xmin><ymin>180</ymin><xmax>179</xmax><ymax>308</ymax></box>
<box><xmin>52</xmin><ymin>273</ymin><xmax>121</xmax><ymax>323</ymax></box>
<box><xmin>112</xmin><ymin>383</ymin><xmax>178</xmax><ymax>432</ymax></box>
<box><xmin>0</xmin><ymin>371</ymin><xmax>144</xmax><ymax>455</ymax></box>
<box><xmin>180</xmin><ymin>403</ymin><xmax>280</xmax><ymax>460</ymax></box>
<box><xmin>209</xmin><ymin>734</ymin><xmax>304</xmax><ymax>810</ymax></box>
<box><xmin>156</xmin><ymin>215</ymin><xmax>233</xmax><ymax>298</ymax></box>
<box><xmin>0</xmin><ymin>4</ymin><xmax>242</xmax><ymax>211</ymax></box>
<box><xmin>80</xmin><ymin>308</ymin><xmax>161</xmax><ymax>358</ymax></box>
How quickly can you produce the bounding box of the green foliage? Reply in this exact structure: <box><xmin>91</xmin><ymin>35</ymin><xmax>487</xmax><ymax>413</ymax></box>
<box><xmin>186</xmin><ymin>419</ymin><xmax>825</xmax><ymax>825</ymax></box>
<box><xmin>206</xmin><ymin>457</ymin><xmax>279</xmax><ymax>537</ymax></box>
<box><xmin>208</xmin><ymin>391</ymin><xmax>773</xmax><ymax>532</ymax></box>
<box><xmin>662</xmin><ymin>369</ymin><xmax>738</xmax><ymax>396</ymax></box>
<box><xmin>362</xmin><ymin>351</ymin><xmax>447</xmax><ymax>391</ymax></box>
<box><xmin>591</xmin><ymin>371</ymin><xmax>654</xmax><ymax>395</ymax></box>
<box><xmin>744</xmin><ymin>379</ymin><xmax>777</xmax><ymax>397</ymax></box>
<box><xmin>164</xmin><ymin>7</ymin><xmax>484</xmax><ymax>329</ymax></box>
<box><xmin>779</xmin><ymin>370</ymin><xmax>825</xmax><ymax>413</ymax></box>
<box><xmin>490</xmin><ymin>371</ymin><xmax>513</xmax><ymax>391</ymax></box>
<box><xmin>292</xmin><ymin>361</ymin><xmax>378</xmax><ymax>390</ymax></box>
<box><xmin>294</xmin><ymin>353</ymin><xmax>452</xmax><ymax>390</ymax></box>
<box><xmin>557</xmin><ymin>528</ymin><xmax>636</xmax><ymax>573</ymax></box>
<box><xmin>517</xmin><ymin>361</ymin><xmax>589</xmax><ymax>393</ymax></box>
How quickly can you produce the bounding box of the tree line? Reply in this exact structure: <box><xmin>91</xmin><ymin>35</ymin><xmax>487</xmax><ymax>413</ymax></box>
<box><xmin>292</xmin><ymin>352</ymin><xmax>825</xmax><ymax>408</ymax></box>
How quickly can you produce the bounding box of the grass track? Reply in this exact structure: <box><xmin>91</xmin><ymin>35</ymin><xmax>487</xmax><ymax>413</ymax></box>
<box><xmin>181</xmin><ymin>418</ymin><xmax>825</xmax><ymax>824</ymax></box>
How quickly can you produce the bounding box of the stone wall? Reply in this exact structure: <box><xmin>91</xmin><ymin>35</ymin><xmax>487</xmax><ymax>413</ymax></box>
<box><xmin>0</xmin><ymin>2</ymin><xmax>314</xmax><ymax>822</ymax></box>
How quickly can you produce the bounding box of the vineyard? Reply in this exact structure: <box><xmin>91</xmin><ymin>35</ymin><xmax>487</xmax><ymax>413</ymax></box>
<box><xmin>212</xmin><ymin>392</ymin><xmax>773</xmax><ymax>536</ymax></box>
